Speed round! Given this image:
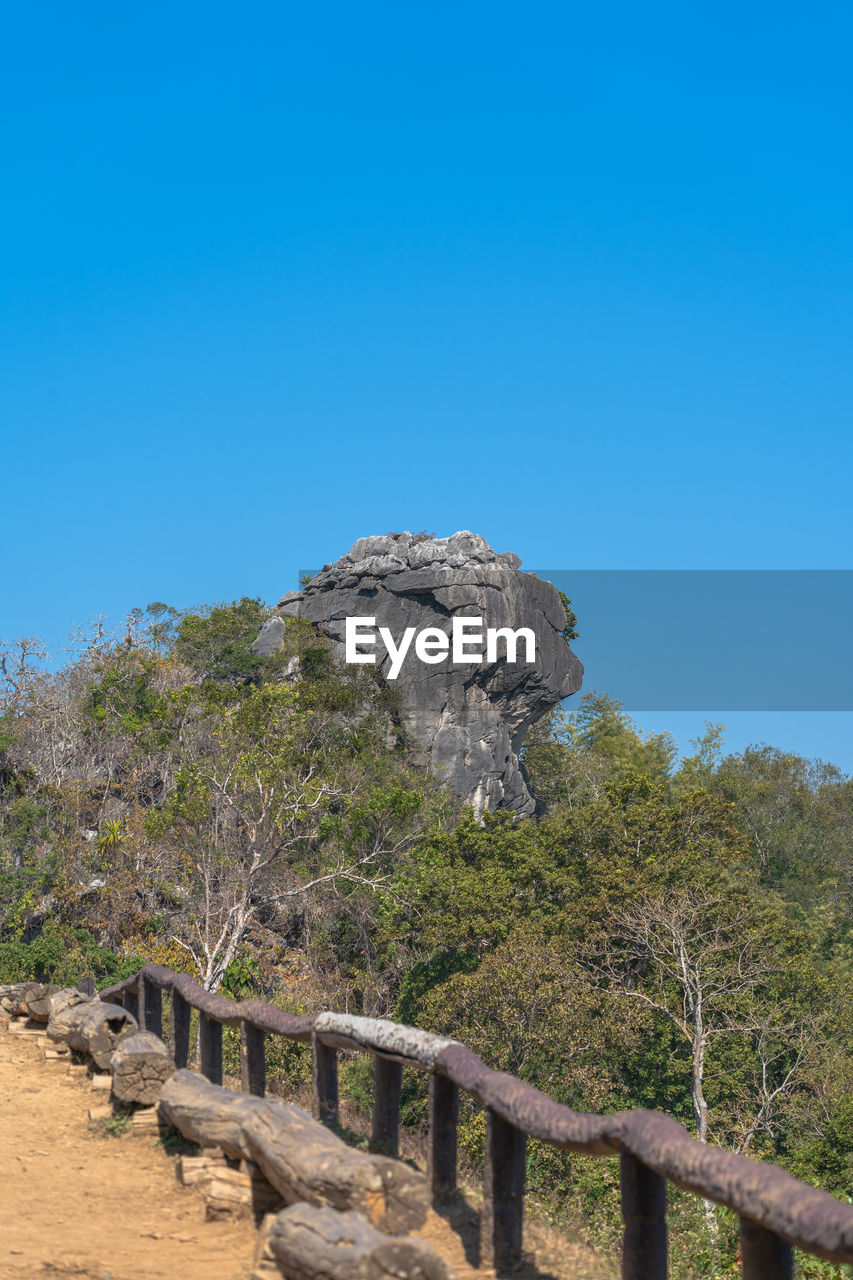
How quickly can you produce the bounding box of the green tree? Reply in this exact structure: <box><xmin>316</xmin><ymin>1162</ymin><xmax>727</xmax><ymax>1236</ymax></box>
<box><xmin>523</xmin><ymin>692</ymin><xmax>677</xmax><ymax>810</ymax></box>
<box><xmin>174</xmin><ymin>597</ymin><xmax>273</xmax><ymax>685</ymax></box>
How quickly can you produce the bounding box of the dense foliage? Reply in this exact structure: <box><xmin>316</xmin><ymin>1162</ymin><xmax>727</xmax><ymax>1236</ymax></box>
<box><xmin>1</xmin><ymin>607</ymin><xmax>851</xmax><ymax>1276</ymax></box>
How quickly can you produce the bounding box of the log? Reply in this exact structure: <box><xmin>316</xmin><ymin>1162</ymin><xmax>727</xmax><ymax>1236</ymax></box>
<box><xmin>178</xmin><ymin>1151</ymin><xmax>280</xmax><ymax>1219</ymax></box>
<box><xmin>178</xmin><ymin>1152</ymin><xmax>231</xmax><ymax>1187</ymax></box>
<box><xmin>0</xmin><ymin>983</ymin><xmax>27</xmax><ymax>1015</ymax></box>
<box><xmin>110</xmin><ymin>1030</ymin><xmax>175</xmax><ymax>1105</ymax></box>
<box><xmin>158</xmin><ymin>1069</ymin><xmax>429</xmax><ymax>1233</ymax></box>
<box><xmin>130</xmin><ymin>1107</ymin><xmax>163</xmax><ymax>1137</ymax></box>
<box><xmin>203</xmin><ymin>1170</ymin><xmax>253</xmax><ymax>1220</ymax></box>
<box><xmin>47</xmin><ymin>1001</ymin><xmax>138</xmax><ymax>1069</ymax></box>
<box><xmin>183</xmin><ymin>1157</ymin><xmax>253</xmax><ymax>1220</ymax></box>
<box><xmin>27</xmin><ymin>985</ymin><xmax>81</xmax><ymax>1023</ymax></box>
<box><xmin>0</xmin><ymin>982</ymin><xmax>19</xmax><ymax>1010</ymax></box>
<box><xmin>46</xmin><ymin>988</ymin><xmax>92</xmax><ymax>1021</ymax></box>
<box><xmin>5</xmin><ymin>982</ymin><xmax>58</xmax><ymax>1020</ymax></box>
<box><xmin>21</xmin><ymin>982</ymin><xmax>56</xmax><ymax>1018</ymax></box>
<box><xmin>313</xmin><ymin>1012</ymin><xmax>458</xmax><ymax>1068</ymax></box>
<box><xmin>267</xmin><ymin>1203</ymin><xmax>453</xmax><ymax>1280</ymax></box>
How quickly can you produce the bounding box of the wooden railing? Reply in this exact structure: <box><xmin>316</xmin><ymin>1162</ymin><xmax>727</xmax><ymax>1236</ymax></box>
<box><xmin>100</xmin><ymin>964</ymin><xmax>853</xmax><ymax>1278</ymax></box>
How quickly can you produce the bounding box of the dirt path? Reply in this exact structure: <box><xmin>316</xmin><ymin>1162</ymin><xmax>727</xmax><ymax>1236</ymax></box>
<box><xmin>0</xmin><ymin>1027</ymin><xmax>256</xmax><ymax>1280</ymax></box>
<box><xmin>0</xmin><ymin>1021</ymin><xmax>608</xmax><ymax>1280</ymax></box>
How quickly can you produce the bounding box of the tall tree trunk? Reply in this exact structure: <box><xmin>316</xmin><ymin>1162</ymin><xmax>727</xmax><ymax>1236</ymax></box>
<box><xmin>691</xmin><ymin>1010</ymin><xmax>718</xmax><ymax>1246</ymax></box>
<box><xmin>691</xmin><ymin>1037</ymin><xmax>709</xmax><ymax>1144</ymax></box>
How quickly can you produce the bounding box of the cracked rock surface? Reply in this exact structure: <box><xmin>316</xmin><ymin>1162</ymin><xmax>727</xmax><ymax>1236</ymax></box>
<box><xmin>255</xmin><ymin>531</ymin><xmax>583</xmax><ymax>816</ymax></box>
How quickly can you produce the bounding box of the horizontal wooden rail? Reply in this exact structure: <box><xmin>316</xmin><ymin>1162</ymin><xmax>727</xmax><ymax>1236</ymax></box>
<box><xmin>102</xmin><ymin>966</ymin><xmax>313</xmax><ymax>1040</ymax></box>
<box><xmin>98</xmin><ymin>964</ymin><xmax>853</xmax><ymax>1273</ymax></box>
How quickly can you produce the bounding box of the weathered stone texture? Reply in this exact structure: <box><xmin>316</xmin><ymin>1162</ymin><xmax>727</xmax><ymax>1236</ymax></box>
<box><xmin>255</xmin><ymin>531</ymin><xmax>582</xmax><ymax>816</ymax></box>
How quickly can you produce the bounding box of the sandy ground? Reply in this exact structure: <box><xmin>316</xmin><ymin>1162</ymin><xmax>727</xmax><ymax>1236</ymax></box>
<box><xmin>0</xmin><ymin>1024</ymin><xmax>256</xmax><ymax>1280</ymax></box>
<box><xmin>0</xmin><ymin>1019</ymin><xmax>608</xmax><ymax>1280</ymax></box>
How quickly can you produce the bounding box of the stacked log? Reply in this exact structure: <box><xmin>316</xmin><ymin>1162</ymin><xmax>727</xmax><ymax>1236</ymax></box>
<box><xmin>47</xmin><ymin>1001</ymin><xmax>137</xmax><ymax>1069</ymax></box>
<box><xmin>19</xmin><ymin>983</ymin><xmax>52</xmax><ymax>1017</ymax></box>
<box><xmin>179</xmin><ymin>1152</ymin><xmax>253</xmax><ymax>1219</ymax></box>
<box><xmin>267</xmin><ymin>1203</ymin><xmax>452</xmax><ymax>1280</ymax></box>
<box><xmin>177</xmin><ymin>1150</ymin><xmax>282</xmax><ymax>1220</ymax></box>
<box><xmin>0</xmin><ymin>982</ymin><xmax>58</xmax><ymax>1019</ymax></box>
<box><xmin>179</xmin><ymin>1150</ymin><xmax>234</xmax><ymax>1186</ymax></box>
<box><xmin>0</xmin><ymin>982</ymin><xmax>96</xmax><ymax>1020</ymax></box>
<box><xmin>27</xmin><ymin>985</ymin><xmax>85</xmax><ymax>1023</ymax></box>
<box><xmin>0</xmin><ymin>983</ymin><xmax>25</xmax><ymax>1015</ymax></box>
<box><xmin>111</xmin><ymin>1031</ymin><xmax>175</xmax><ymax>1104</ymax></box>
<box><xmin>159</xmin><ymin>1070</ymin><xmax>429</xmax><ymax>1234</ymax></box>
<box><xmin>46</xmin><ymin>987</ymin><xmax>92</xmax><ymax>1021</ymax></box>
<box><xmin>130</xmin><ymin>1107</ymin><xmax>163</xmax><ymax>1137</ymax></box>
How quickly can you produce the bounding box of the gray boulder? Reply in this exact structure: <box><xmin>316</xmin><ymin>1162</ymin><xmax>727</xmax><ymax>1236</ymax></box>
<box><xmin>255</xmin><ymin>532</ymin><xmax>582</xmax><ymax>816</ymax></box>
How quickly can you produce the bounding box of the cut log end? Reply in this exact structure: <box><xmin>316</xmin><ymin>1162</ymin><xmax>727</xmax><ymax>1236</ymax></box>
<box><xmin>110</xmin><ymin>1030</ymin><xmax>175</xmax><ymax>1105</ymax></box>
<box><xmin>48</xmin><ymin>1001</ymin><xmax>138</xmax><ymax>1069</ymax></box>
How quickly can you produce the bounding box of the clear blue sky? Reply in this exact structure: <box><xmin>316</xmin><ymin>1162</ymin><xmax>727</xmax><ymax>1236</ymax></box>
<box><xmin>2</xmin><ymin>4</ymin><xmax>851</xmax><ymax>771</ymax></box>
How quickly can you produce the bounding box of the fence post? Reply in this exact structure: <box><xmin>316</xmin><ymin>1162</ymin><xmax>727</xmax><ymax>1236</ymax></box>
<box><xmin>428</xmin><ymin>1071</ymin><xmax>458</xmax><ymax>1200</ymax></box>
<box><xmin>77</xmin><ymin>976</ymin><xmax>96</xmax><ymax>997</ymax></box>
<box><xmin>138</xmin><ymin>976</ymin><xmax>163</xmax><ymax>1038</ymax></box>
<box><xmin>240</xmin><ymin>1021</ymin><xmax>266</xmax><ymax>1097</ymax></box>
<box><xmin>481</xmin><ymin>1107</ymin><xmax>526</xmax><ymax>1274</ymax></box>
<box><xmin>620</xmin><ymin>1154</ymin><xmax>667</xmax><ymax>1280</ymax></box>
<box><xmin>199</xmin><ymin>1014</ymin><xmax>222</xmax><ymax>1085</ymax></box>
<box><xmin>169</xmin><ymin>990</ymin><xmax>191</xmax><ymax>1068</ymax></box>
<box><xmin>740</xmin><ymin>1219</ymin><xmax>794</xmax><ymax>1280</ymax></box>
<box><xmin>311</xmin><ymin>1033</ymin><xmax>339</xmax><ymax>1128</ymax></box>
<box><xmin>124</xmin><ymin>984</ymin><xmax>139</xmax><ymax>1022</ymax></box>
<box><xmin>372</xmin><ymin>1056</ymin><xmax>403</xmax><ymax>1157</ymax></box>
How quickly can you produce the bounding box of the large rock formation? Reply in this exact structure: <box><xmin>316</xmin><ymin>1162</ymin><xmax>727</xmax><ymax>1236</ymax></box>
<box><xmin>254</xmin><ymin>532</ymin><xmax>583</xmax><ymax>816</ymax></box>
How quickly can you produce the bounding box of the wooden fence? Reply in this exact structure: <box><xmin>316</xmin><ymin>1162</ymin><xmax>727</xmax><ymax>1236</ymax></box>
<box><xmin>100</xmin><ymin>963</ymin><xmax>853</xmax><ymax>1279</ymax></box>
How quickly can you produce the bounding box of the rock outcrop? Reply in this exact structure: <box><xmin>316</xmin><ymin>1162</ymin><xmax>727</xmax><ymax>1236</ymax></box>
<box><xmin>254</xmin><ymin>532</ymin><xmax>582</xmax><ymax>816</ymax></box>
